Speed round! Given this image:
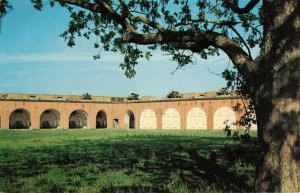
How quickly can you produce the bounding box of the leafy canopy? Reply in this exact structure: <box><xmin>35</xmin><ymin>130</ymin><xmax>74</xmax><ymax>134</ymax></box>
<box><xmin>167</xmin><ymin>90</ymin><xmax>181</xmax><ymax>98</ymax></box>
<box><xmin>82</xmin><ymin>93</ymin><xmax>92</xmax><ymax>100</ymax></box>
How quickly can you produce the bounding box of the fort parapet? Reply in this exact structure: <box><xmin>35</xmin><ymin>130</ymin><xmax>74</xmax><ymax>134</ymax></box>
<box><xmin>0</xmin><ymin>92</ymin><xmax>255</xmax><ymax>130</ymax></box>
<box><xmin>0</xmin><ymin>91</ymin><xmax>234</xmax><ymax>102</ymax></box>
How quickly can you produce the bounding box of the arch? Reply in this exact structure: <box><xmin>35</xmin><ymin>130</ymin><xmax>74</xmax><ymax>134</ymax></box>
<box><xmin>140</xmin><ymin>109</ymin><xmax>157</xmax><ymax>129</ymax></box>
<box><xmin>162</xmin><ymin>108</ymin><xmax>180</xmax><ymax>129</ymax></box>
<box><xmin>40</xmin><ymin>109</ymin><xmax>60</xmax><ymax>129</ymax></box>
<box><xmin>186</xmin><ymin>107</ymin><xmax>207</xmax><ymax>129</ymax></box>
<box><xmin>9</xmin><ymin>108</ymin><xmax>31</xmax><ymax>129</ymax></box>
<box><xmin>69</xmin><ymin>110</ymin><xmax>88</xmax><ymax>129</ymax></box>
<box><xmin>124</xmin><ymin>110</ymin><xmax>135</xmax><ymax>129</ymax></box>
<box><xmin>96</xmin><ymin>110</ymin><xmax>107</xmax><ymax>129</ymax></box>
<box><xmin>213</xmin><ymin>107</ymin><xmax>236</xmax><ymax>130</ymax></box>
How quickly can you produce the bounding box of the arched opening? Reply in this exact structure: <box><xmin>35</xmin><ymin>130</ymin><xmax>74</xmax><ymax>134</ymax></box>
<box><xmin>213</xmin><ymin>107</ymin><xmax>236</xmax><ymax>130</ymax></box>
<box><xmin>9</xmin><ymin>109</ymin><xmax>31</xmax><ymax>129</ymax></box>
<box><xmin>96</xmin><ymin>110</ymin><xmax>107</xmax><ymax>129</ymax></box>
<box><xmin>69</xmin><ymin>110</ymin><xmax>88</xmax><ymax>129</ymax></box>
<box><xmin>140</xmin><ymin>109</ymin><xmax>157</xmax><ymax>129</ymax></box>
<box><xmin>124</xmin><ymin>110</ymin><xmax>135</xmax><ymax>129</ymax></box>
<box><xmin>40</xmin><ymin>109</ymin><xmax>60</xmax><ymax>129</ymax></box>
<box><xmin>162</xmin><ymin>108</ymin><xmax>180</xmax><ymax>129</ymax></box>
<box><xmin>186</xmin><ymin>107</ymin><xmax>207</xmax><ymax>129</ymax></box>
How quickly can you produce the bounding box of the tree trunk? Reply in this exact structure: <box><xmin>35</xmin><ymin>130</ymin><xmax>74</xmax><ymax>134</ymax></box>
<box><xmin>254</xmin><ymin>98</ymin><xmax>300</xmax><ymax>192</ymax></box>
<box><xmin>253</xmin><ymin>1</ymin><xmax>300</xmax><ymax>191</ymax></box>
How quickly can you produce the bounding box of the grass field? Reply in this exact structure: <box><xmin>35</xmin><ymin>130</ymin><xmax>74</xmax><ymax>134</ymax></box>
<box><xmin>0</xmin><ymin>129</ymin><xmax>259</xmax><ymax>193</ymax></box>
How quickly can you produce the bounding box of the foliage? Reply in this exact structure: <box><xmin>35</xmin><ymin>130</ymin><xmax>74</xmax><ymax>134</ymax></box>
<box><xmin>222</xmin><ymin>67</ymin><xmax>257</xmax><ymax>137</ymax></box>
<box><xmin>167</xmin><ymin>90</ymin><xmax>181</xmax><ymax>98</ymax></box>
<box><xmin>0</xmin><ymin>129</ymin><xmax>258</xmax><ymax>192</ymax></box>
<box><xmin>0</xmin><ymin>0</ymin><xmax>11</xmax><ymax>20</ymax></box>
<box><xmin>216</xmin><ymin>87</ymin><xmax>229</xmax><ymax>95</ymax></box>
<box><xmin>127</xmin><ymin>92</ymin><xmax>139</xmax><ymax>100</ymax></box>
<box><xmin>82</xmin><ymin>93</ymin><xmax>92</xmax><ymax>100</ymax></box>
<box><xmin>0</xmin><ymin>0</ymin><xmax>12</xmax><ymax>30</ymax></box>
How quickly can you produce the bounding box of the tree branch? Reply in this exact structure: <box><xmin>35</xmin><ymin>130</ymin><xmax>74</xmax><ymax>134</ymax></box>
<box><xmin>118</xmin><ymin>0</ymin><xmax>164</xmax><ymax>32</ymax></box>
<box><xmin>223</xmin><ymin>0</ymin><xmax>260</xmax><ymax>14</ymax></box>
<box><xmin>229</xmin><ymin>25</ymin><xmax>252</xmax><ymax>59</ymax></box>
<box><xmin>173</xmin><ymin>19</ymin><xmax>241</xmax><ymax>29</ymax></box>
<box><xmin>129</xmin><ymin>15</ymin><xmax>165</xmax><ymax>31</ymax></box>
<box><xmin>56</xmin><ymin>0</ymin><xmax>135</xmax><ymax>32</ymax></box>
<box><xmin>123</xmin><ymin>31</ymin><xmax>255</xmax><ymax>76</ymax></box>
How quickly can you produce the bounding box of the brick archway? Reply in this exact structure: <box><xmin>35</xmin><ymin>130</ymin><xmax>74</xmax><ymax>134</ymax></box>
<box><xmin>162</xmin><ymin>108</ymin><xmax>180</xmax><ymax>129</ymax></box>
<box><xmin>69</xmin><ymin>109</ymin><xmax>88</xmax><ymax>129</ymax></box>
<box><xmin>213</xmin><ymin>106</ymin><xmax>236</xmax><ymax>130</ymax></box>
<box><xmin>140</xmin><ymin>109</ymin><xmax>157</xmax><ymax>129</ymax></box>
<box><xmin>40</xmin><ymin>109</ymin><xmax>60</xmax><ymax>129</ymax></box>
<box><xmin>186</xmin><ymin>107</ymin><xmax>207</xmax><ymax>129</ymax></box>
<box><xmin>96</xmin><ymin>110</ymin><xmax>107</xmax><ymax>129</ymax></box>
<box><xmin>9</xmin><ymin>108</ymin><xmax>31</xmax><ymax>129</ymax></box>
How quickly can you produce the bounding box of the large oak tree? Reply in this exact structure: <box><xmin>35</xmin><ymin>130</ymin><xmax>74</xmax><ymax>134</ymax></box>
<box><xmin>1</xmin><ymin>0</ymin><xmax>300</xmax><ymax>192</ymax></box>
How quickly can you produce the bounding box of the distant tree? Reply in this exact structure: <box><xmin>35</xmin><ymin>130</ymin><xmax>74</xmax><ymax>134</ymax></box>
<box><xmin>82</xmin><ymin>93</ymin><xmax>92</xmax><ymax>100</ymax></box>
<box><xmin>127</xmin><ymin>93</ymin><xmax>139</xmax><ymax>100</ymax></box>
<box><xmin>167</xmin><ymin>91</ymin><xmax>181</xmax><ymax>99</ymax></box>
<box><xmin>216</xmin><ymin>87</ymin><xmax>229</xmax><ymax>95</ymax></box>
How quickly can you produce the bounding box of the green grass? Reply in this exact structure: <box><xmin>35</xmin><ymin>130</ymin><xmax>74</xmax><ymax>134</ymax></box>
<box><xmin>0</xmin><ymin>129</ymin><xmax>259</xmax><ymax>193</ymax></box>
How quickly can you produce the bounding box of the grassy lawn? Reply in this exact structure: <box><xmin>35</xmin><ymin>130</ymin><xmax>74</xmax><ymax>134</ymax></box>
<box><xmin>0</xmin><ymin>129</ymin><xmax>259</xmax><ymax>193</ymax></box>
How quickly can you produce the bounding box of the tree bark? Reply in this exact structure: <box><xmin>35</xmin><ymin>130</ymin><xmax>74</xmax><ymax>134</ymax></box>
<box><xmin>254</xmin><ymin>98</ymin><xmax>300</xmax><ymax>192</ymax></box>
<box><xmin>253</xmin><ymin>1</ymin><xmax>300</xmax><ymax>192</ymax></box>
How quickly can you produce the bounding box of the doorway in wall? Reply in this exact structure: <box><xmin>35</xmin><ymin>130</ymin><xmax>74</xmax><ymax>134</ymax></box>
<box><xmin>96</xmin><ymin>110</ymin><xmax>107</xmax><ymax>129</ymax></box>
<box><xmin>113</xmin><ymin>119</ymin><xmax>119</xmax><ymax>129</ymax></box>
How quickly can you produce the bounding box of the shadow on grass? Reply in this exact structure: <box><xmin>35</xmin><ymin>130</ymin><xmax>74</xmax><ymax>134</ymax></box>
<box><xmin>0</xmin><ymin>134</ymin><xmax>259</xmax><ymax>192</ymax></box>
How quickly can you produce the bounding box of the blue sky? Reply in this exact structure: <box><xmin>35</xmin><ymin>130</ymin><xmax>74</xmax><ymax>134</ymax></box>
<box><xmin>0</xmin><ymin>1</ymin><xmax>234</xmax><ymax>97</ymax></box>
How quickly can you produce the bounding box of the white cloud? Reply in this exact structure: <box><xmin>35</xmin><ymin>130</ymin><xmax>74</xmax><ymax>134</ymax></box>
<box><xmin>0</xmin><ymin>52</ymin><xmax>92</xmax><ymax>64</ymax></box>
<box><xmin>0</xmin><ymin>50</ymin><xmax>175</xmax><ymax>65</ymax></box>
<box><xmin>0</xmin><ymin>50</ymin><xmax>229</xmax><ymax>70</ymax></box>
<box><xmin>0</xmin><ymin>83</ymin><xmax>12</xmax><ymax>88</ymax></box>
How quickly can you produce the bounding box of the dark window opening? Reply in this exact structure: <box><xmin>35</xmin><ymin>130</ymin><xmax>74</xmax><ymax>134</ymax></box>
<box><xmin>113</xmin><ymin>119</ymin><xmax>119</xmax><ymax>129</ymax></box>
